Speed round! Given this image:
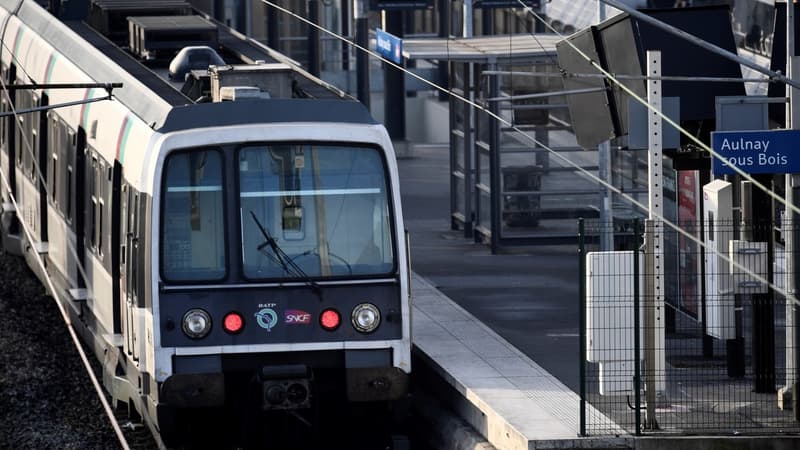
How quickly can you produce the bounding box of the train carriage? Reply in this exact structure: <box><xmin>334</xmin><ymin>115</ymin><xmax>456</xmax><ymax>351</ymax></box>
<box><xmin>0</xmin><ymin>0</ymin><xmax>411</xmax><ymax>445</ymax></box>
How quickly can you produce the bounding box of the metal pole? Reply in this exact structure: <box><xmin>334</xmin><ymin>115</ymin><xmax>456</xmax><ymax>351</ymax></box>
<box><xmin>578</xmin><ymin>218</ymin><xmax>587</xmax><ymax>437</ymax></box>
<box><xmin>599</xmin><ymin>141</ymin><xmax>613</xmax><ymax>251</ymax></box>
<box><xmin>307</xmin><ymin>0</ymin><xmax>321</xmax><ymax>77</ymax></box>
<box><xmin>646</xmin><ymin>50</ymin><xmax>665</xmax><ymax>399</ymax></box>
<box><xmin>598</xmin><ymin>0</ymin><xmax>800</xmax><ymax>91</ymax></box>
<box><xmin>463</xmin><ymin>0</ymin><xmax>473</xmax><ymax>38</ymax></box>
<box><xmin>752</xmin><ymin>174</ymin><xmax>776</xmax><ymax>393</ymax></box>
<box><xmin>267</xmin><ymin>0</ymin><xmax>280</xmax><ymax>50</ymax></box>
<box><xmin>437</xmin><ymin>0</ymin><xmax>450</xmax><ymax>101</ymax></box>
<box><xmin>644</xmin><ymin>220</ymin><xmax>658</xmax><ymax>430</ymax></box>
<box><xmin>354</xmin><ymin>0</ymin><xmax>370</xmax><ymax>109</ymax></box>
<box><xmin>384</xmin><ymin>10</ymin><xmax>406</xmax><ymax>141</ymax></box>
<box><xmin>633</xmin><ymin>218</ymin><xmax>642</xmax><ymax>435</ymax></box>
<box><xmin>488</xmin><ymin>61</ymin><xmax>501</xmax><ymax>253</ymax></box>
<box><xmin>785</xmin><ymin>0</ymin><xmax>798</xmax><ymax>408</ymax></box>
<box><xmin>341</xmin><ymin>0</ymin><xmax>350</xmax><ymax>71</ymax></box>
<box><xmin>464</xmin><ymin>63</ymin><xmax>474</xmax><ymax>238</ymax></box>
<box><xmin>596</xmin><ymin>0</ymin><xmax>613</xmax><ymax>252</ymax></box>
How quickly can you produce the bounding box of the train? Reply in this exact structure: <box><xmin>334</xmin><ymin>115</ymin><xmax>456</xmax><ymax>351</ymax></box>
<box><xmin>0</xmin><ymin>0</ymin><xmax>411</xmax><ymax>446</ymax></box>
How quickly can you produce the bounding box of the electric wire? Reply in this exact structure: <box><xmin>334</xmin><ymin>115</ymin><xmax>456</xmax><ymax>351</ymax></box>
<box><xmin>0</xmin><ymin>47</ymin><xmax>131</xmax><ymax>450</ymax></box>
<box><xmin>259</xmin><ymin>0</ymin><xmax>800</xmax><ymax>307</ymax></box>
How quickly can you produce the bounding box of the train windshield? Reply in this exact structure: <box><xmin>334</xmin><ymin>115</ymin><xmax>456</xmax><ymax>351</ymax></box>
<box><xmin>239</xmin><ymin>144</ymin><xmax>395</xmax><ymax>279</ymax></box>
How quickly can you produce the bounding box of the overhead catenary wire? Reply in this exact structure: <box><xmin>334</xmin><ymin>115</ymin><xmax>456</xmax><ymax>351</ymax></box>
<box><xmin>257</xmin><ymin>0</ymin><xmax>800</xmax><ymax>307</ymax></box>
<box><xmin>0</xmin><ymin>48</ymin><xmax>131</xmax><ymax>450</ymax></box>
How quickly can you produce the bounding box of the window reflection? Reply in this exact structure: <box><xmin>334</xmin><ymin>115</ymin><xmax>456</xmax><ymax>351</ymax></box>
<box><xmin>239</xmin><ymin>144</ymin><xmax>394</xmax><ymax>279</ymax></box>
<box><xmin>161</xmin><ymin>150</ymin><xmax>226</xmax><ymax>281</ymax></box>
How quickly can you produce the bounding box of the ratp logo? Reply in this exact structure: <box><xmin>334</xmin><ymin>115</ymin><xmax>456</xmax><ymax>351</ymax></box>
<box><xmin>255</xmin><ymin>308</ymin><xmax>278</xmax><ymax>332</ymax></box>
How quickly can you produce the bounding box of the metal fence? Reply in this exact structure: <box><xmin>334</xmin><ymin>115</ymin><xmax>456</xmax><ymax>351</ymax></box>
<box><xmin>578</xmin><ymin>218</ymin><xmax>800</xmax><ymax>436</ymax></box>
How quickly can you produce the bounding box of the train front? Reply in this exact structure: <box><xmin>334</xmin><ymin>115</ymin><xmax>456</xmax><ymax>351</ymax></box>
<box><xmin>144</xmin><ymin>102</ymin><xmax>410</xmax><ymax>440</ymax></box>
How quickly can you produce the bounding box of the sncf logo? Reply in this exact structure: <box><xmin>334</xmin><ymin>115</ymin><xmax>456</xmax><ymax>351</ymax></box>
<box><xmin>285</xmin><ymin>309</ymin><xmax>312</xmax><ymax>325</ymax></box>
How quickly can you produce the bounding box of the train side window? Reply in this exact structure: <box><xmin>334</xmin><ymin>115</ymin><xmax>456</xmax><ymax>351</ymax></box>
<box><xmin>66</xmin><ymin>165</ymin><xmax>72</xmax><ymax>222</ymax></box>
<box><xmin>50</xmin><ymin>153</ymin><xmax>57</xmax><ymax>205</ymax></box>
<box><xmin>98</xmin><ymin>199</ymin><xmax>104</xmax><ymax>256</ymax></box>
<box><xmin>29</xmin><ymin>94</ymin><xmax>40</xmax><ymax>181</ymax></box>
<box><xmin>15</xmin><ymin>90</ymin><xmax>25</xmax><ymax>167</ymax></box>
<box><xmin>91</xmin><ymin>197</ymin><xmax>97</xmax><ymax>248</ymax></box>
<box><xmin>90</xmin><ymin>155</ymin><xmax>98</xmax><ymax>249</ymax></box>
<box><xmin>130</xmin><ymin>191</ymin><xmax>139</xmax><ymax>301</ymax></box>
<box><xmin>62</xmin><ymin>128</ymin><xmax>75</xmax><ymax>221</ymax></box>
<box><xmin>120</xmin><ymin>184</ymin><xmax>127</xmax><ymax>265</ymax></box>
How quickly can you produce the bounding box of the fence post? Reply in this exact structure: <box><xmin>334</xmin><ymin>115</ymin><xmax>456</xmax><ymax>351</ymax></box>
<box><xmin>578</xmin><ymin>218</ymin><xmax>587</xmax><ymax>436</ymax></box>
<box><xmin>633</xmin><ymin>218</ymin><xmax>642</xmax><ymax>435</ymax></box>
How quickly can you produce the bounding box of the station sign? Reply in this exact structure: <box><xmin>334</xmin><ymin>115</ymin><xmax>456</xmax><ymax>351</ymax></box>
<box><xmin>375</xmin><ymin>28</ymin><xmax>403</xmax><ymax>64</ymax></box>
<box><xmin>711</xmin><ymin>129</ymin><xmax>800</xmax><ymax>175</ymax></box>
<box><xmin>370</xmin><ymin>0</ymin><xmax>432</xmax><ymax>11</ymax></box>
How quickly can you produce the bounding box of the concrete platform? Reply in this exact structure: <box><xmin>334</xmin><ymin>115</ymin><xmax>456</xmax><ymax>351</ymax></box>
<box><xmin>411</xmin><ymin>272</ymin><xmax>630</xmax><ymax>450</ymax></box>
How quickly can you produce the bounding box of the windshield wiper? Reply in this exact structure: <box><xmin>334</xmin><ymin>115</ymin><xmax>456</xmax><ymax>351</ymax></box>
<box><xmin>249</xmin><ymin>211</ymin><xmax>321</xmax><ymax>297</ymax></box>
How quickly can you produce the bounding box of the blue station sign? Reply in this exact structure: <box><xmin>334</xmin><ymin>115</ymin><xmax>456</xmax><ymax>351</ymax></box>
<box><xmin>711</xmin><ymin>129</ymin><xmax>800</xmax><ymax>175</ymax></box>
<box><xmin>375</xmin><ymin>28</ymin><xmax>403</xmax><ymax>64</ymax></box>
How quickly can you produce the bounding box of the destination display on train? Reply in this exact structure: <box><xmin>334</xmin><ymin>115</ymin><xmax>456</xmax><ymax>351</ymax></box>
<box><xmin>711</xmin><ymin>129</ymin><xmax>800</xmax><ymax>175</ymax></box>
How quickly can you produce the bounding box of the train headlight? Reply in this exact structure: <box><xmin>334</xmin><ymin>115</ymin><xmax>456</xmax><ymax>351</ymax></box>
<box><xmin>182</xmin><ymin>309</ymin><xmax>212</xmax><ymax>339</ymax></box>
<box><xmin>351</xmin><ymin>303</ymin><xmax>381</xmax><ymax>333</ymax></box>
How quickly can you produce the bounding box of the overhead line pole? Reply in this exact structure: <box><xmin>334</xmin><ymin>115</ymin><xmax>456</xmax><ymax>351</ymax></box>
<box><xmin>784</xmin><ymin>0</ymin><xmax>800</xmax><ymax>414</ymax></box>
<box><xmin>597</xmin><ymin>1</ymin><xmax>612</xmax><ymax>251</ymax></box>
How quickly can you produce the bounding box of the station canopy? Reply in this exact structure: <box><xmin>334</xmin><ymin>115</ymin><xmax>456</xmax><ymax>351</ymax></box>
<box><xmin>402</xmin><ymin>34</ymin><xmax>560</xmax><ymax>62</ymax></box>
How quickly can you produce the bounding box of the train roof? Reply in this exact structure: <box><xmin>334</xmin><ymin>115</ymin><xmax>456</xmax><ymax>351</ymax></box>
<box><xmin>159</xmin><ymin>99</ymin><xmax>378</xmax><ymax>133</ymax></box>
<box><xmin>9</xmin><ymin>0</ymin><xmax>350</xmax><ymax>130</ymax></box>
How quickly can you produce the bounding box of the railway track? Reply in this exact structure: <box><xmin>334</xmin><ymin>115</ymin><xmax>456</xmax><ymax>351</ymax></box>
<box><xmin>0</xmin><ymin>251</ymin><xmax>158</xmax><ymax>450</ymax></box>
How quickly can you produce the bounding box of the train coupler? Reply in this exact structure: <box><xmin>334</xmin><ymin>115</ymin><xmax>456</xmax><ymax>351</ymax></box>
<box><xmin>258</xmin><ymin>364</ymin><xmax>311</xmax><ymax>410</ymax></box>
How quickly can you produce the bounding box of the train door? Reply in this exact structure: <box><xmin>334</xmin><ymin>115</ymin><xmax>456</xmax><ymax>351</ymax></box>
<box><xmin>121</xmin><ymin>184</ymin><xmax>139</xmax><ymax>361</ymax></box>
<box><xmin>0</xmin><ymin>64</ymin><xmax>15</xmax><ymax>201</ymax></box>
<box><xmin>74</xmin><ymin>127</ymin><xmax>86</xmax><ymax>289</ymax></box>
<box><xmin>111</xmin><ymin>161</ymin><xmax>121</xmax><ymax>335</ymax></box>
<box><xmin>37</xmin><ymin>93</ymin><xmax>48</xmax><ymax>243</ymax></box>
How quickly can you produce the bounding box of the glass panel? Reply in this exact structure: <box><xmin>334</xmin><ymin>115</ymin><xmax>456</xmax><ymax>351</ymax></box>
<box><xmin>454</xmin><ymin>176</ymin><xmax>465</xmax><ymax>220</ymax></box>
<box><xmin>161</xmin><ymin>150</ymin><xmax>226</xmax><ymax>281</ymax></box>
<box><xmin>239</xmin><ymin>144</ymin><xmax>394</xmax><ymax>279</ymax></box>
<box><xmin>478</xmin><ymin>190</ymin><xmax>491</xmax><ymax>230</ymax></box>
<box><xmin>453</xmin><ymin>133</ymin><xmax>464</xmax><ymax>172</ymax></box>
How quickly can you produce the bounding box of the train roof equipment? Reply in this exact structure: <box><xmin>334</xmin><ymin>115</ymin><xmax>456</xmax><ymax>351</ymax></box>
<box><xmin>20</xmin><ymin>0</ymin><xmax>350</xmax><ymax>130</ymax></box>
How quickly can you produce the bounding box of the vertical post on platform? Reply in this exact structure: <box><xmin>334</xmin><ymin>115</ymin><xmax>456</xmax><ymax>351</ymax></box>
<box><xmin>644</xmin><ymin>220</ymin><xmax>658</xmax><ymax>430</ymax></box>
<box><xmin>633</xmin><ymin>218</ymin><xmax>642</xmax><ymax>435</ymax></box>
<box><xmin>599</xmin><ymin>141</ymin><xmax>613</xmax><ymax>251</ymax></box>
<box><xmin>784</xmin><ymin>0</ymin><xmax>799</xmax><ymax>411</ymax></box>
<box><xmin>597</xmin><ymin>0</ymin><xmax>613</xmax><ymax>251</ymax></box>
<box><xmin>488</xmin><ymin>61</ymin><xmax>501</xmax><ymax>254</ymax></box>
<box><xmin>384</xmin><ymin>10</ymin><xmax>406</xmax><ymax>142</ymax></box>
<box><xmin>341</xmin><ymin>0</ymin><xmax>351</xmax><ymax>71</ymax></box>
<box><xmin>578</xmin><ymin>218</ymin><xmax>587</xmax><ymax>437</ymax></box>
<box><xmin>437</xmin><ymin>0</ymin><xmax>449</xmax><ymax>101</ymax></box>
<box><xmin>645</xmin><ymin>49</ymin><xmax>665</xmax><ymax>428</ymax></box>
<box><xmin>463</xmin><ymin>0</ymin><xmax>473</xmax><ymax>38</ymax></box>
<box><xmin>267</xmin><ymin>0</ymin><xmax>279</xmax><ymax>50</ymax></box>
<box><xmin>355</xmin><ymin>0</ymin><xmax>370</xmax><ymax>109</ymax></box>
<box><xmin>307</xmin><ymin>0</ymin><xmax>321</xmax><ymax>77</ymax></box>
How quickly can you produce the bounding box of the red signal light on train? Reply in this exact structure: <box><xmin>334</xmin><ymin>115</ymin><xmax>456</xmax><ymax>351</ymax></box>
<box><xmin>223</xmin><ymin>312</ymin><xmax>244</xmax><ymax>334</ymax></box>
<box><xmin>320</xmin><ymin>309</ymin><xmax>341</xmax><ymax>331</ymax></box>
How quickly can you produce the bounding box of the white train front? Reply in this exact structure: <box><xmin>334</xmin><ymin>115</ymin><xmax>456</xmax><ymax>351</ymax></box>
<box><xmin>0</xmin><ymin>0</ymin><xmax>410</xmax><ymax>445</ymax></box>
